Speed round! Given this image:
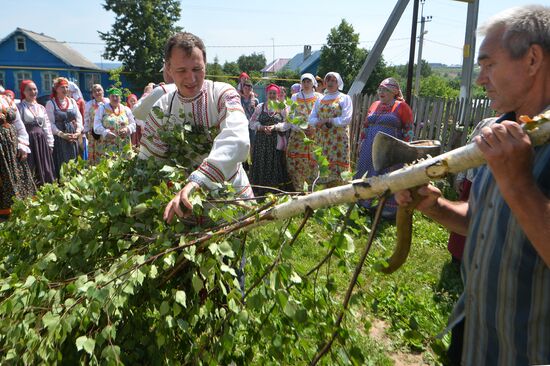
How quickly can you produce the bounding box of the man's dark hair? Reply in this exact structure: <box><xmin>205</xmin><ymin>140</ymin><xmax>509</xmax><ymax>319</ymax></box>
<box><xmin>164</xmin><ymin>32</ymin><xmax>207</xmax><ymax>64</ymax></box>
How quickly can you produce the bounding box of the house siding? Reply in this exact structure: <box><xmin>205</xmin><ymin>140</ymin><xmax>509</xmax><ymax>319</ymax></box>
<box><xmin>0</xmin><ymin>29</ymin><xmax>130</xmax><ymax>101</ymax></box>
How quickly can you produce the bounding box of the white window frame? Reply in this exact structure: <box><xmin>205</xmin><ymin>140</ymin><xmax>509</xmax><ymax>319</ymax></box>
<box><xmin>41</xmin><ymin>71</ymin><xmax>59</xmax><ymax>93</ymax></box>
<box><xmin>14</xmin><ymin>70</ymin><xmax>32</xmax><ymax>91</ymax></box>
<box><xmin>15</xmin><ymin>36</ymin><xmax>26</xmax><ymax>52</ymax></box>
<box><xmin>68</xmin><ymin>71</ymin><xmax>79</xmax><ymax>84</ymax></box>
<box><xmin>0</xmin><ymin>71</ymin><xmax>5</xmax><ymax>89</ymax></box>
<box><xmin>85</xmin><ymin>73</ymin><xmax>101</xmax><ymax>93</ymax></box>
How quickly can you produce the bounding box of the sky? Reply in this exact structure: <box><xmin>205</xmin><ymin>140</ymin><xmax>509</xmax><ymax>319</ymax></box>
<box><xmin>2</xmin><ymin>0</ymin><xmax>542</xmax><ymax>68</ymax></box>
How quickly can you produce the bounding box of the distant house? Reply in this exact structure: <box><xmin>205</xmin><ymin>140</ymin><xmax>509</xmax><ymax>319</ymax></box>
<box><xmin>261</xmin><ymin>58</ymin><xmax>291</xmax><ymax>77</ymax></box>
<box><xmin>0</xmin><ymin>28</ymin><xmax>121</xmax><ymax>100</ymax></box>
<box><xmin>283</xmin><ymin>46</ymin><xmax>321</xmax><ymax>76</ymax></box>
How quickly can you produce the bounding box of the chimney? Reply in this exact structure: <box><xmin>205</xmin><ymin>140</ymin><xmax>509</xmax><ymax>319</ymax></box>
<box><xmin>303</xmin><ymin>45</ymin><xmax>312</xmax><ymax>61</ymax></box>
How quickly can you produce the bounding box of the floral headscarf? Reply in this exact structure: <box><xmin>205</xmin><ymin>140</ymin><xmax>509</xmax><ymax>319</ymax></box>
<box><xmin>107</xmin><ymin>87</ymin><xmax>123</xmax><ymax>96</ymax></box>
<box><xmin>379</xmin><ymin>77</ymin><xmax>404</xmax><ymax>101</ymax></box>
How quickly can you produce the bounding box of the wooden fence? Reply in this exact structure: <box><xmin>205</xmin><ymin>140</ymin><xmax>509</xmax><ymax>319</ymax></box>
<box><xmin>350</xmin><ymin>94</ymin><xmax>495</xmax><ymax>164</ymax></box>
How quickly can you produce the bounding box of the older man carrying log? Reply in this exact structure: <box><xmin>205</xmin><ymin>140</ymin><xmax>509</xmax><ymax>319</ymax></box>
<box><xmin>396</xmin><ymin>5</ymin><xmax>550</xmax><ymax>366</ymax></box>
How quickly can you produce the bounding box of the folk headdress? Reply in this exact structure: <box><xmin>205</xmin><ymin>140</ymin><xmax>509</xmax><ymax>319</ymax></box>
<box><xmin>51</xmin><ymin>77</ymin><xmax>69</xmax><ymax>98</ymax></box>
<box><xmin>379</xmin><ymin>77</ymin><xmax>404</xmax><ymax>101</ymax></box>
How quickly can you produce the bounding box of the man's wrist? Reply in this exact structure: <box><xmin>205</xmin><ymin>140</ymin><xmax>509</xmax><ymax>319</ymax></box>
<box><xmin>187</xmin><ymin>175</ymin><xmax>205</xmax><ymax>190</ymax></box>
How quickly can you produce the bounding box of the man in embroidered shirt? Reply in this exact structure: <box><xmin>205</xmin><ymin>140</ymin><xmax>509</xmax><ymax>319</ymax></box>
<box><xmin>396</xmin><ymin>5</ymin><xmax>550</xmax><ymax>366</ymax></box>
<box><xmin>138</xmin><ymin>32</ymin><xmax>252</xmax><ymax>223</ymax></box>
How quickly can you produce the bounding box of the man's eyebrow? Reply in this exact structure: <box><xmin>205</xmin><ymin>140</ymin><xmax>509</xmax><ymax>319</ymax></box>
<box><xmin>477</xmin><ymin>53</ymin><xmax>489</xmax><ymax>63</ymax></box>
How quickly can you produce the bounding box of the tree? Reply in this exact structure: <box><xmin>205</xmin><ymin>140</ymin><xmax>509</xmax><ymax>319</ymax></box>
<box><xmin>360</xmin><ymin>50</ymin><xmax>391</xmax><ymax>95</ymax></box>
<box><xmin>99</xmin><ymin>0</ymin><xmax>182</xmax><ymax>90</ymax></box>
<box><xmin>222</xmin><ymin>61</ymin><xmax>240</xmax><ymax>78</ymax></box>
<box><xmin>237</xmin><ymin>53</ymin><xmax>267</xmax><ymax>74</ymax></box>
<box><xmin>388</xmin><ymin>60</ymin><xmax>432</xmax><ymax>83</ymax></box>
<box><xmin>207</xmin><ymin>56</ymin><xmax>229</xmax><ymax>83</ymax></box>
<box><xmin>317</xmin><ymin>19</ymin><xmax>366</xmax><ymax>93</ymax></box>
<box><xmin>419</xmin><ymin>75</ymin><xmax>459</xmax><ymax>98</ymax></box>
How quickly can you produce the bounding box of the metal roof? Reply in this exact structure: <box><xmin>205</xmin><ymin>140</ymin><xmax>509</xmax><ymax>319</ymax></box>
<box><xmin>284</xmin><ymin>50</ymin><xmax>321</xmax><ymax>74</ymax></box>
<box><xmin>1</xmin><ymin>28</ymin><xmax>101</xmax><ymax>70</ymax></box>
<box><xmin>261</xmin><ymin>58</ymin><xmax>291</xmax><ymax>73</ymax></box>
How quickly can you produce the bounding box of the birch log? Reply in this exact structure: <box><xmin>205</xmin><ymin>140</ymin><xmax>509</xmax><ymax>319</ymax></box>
<box><xmin>255</xmin><ymin>118</ymin><xmax>550</xmax><ymax>225</ymax></box>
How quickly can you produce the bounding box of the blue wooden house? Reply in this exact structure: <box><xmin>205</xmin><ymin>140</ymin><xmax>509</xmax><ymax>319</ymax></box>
<box><xmin>284</xmin><ymin>46</ymin><xmax>321</xmax><ymax>76</ymax></box>
<box><xmin>0</xmin><ymin>28</ymin><xmax>122</xmax><ymax>100</ymax></box>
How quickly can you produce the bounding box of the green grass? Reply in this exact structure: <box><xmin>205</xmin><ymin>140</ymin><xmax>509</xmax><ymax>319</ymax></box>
<box><xmin>259</xmin><ymin>205</ymin><xmax>463</xmax><ymax>365</ymax></box>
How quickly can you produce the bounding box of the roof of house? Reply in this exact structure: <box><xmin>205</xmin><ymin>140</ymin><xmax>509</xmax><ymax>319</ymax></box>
<box><xmin>261</xmin><ymin>58</ymin><xmax>291</xmax><ymax>73</ymax></box>
<box><xmin>1</xmin><ymin>28</ymin><xmax>101</xmax><ymax>70</ymax></box>
<box><xmin>284</xmin><ymin>50</ymin><xmax>321</xmax><ymax>74</ymax></box>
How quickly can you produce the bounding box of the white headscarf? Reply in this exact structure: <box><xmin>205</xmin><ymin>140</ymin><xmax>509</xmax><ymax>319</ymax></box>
<box><xmin>68</xmin><ymin>81</ymin><xmax>84</xmax><ymax>101</ymax></box>
<box><xmin>300</xmin><ymin>73</ymin><xmax>317</xmax><ymax>88</ymax></box>
<box><xmin>324</xmin><ymin>72</ymin><xmax>344</xmax><ymax>91</ymax></box>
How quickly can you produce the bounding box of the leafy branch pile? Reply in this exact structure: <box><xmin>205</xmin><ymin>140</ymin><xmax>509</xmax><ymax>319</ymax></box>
<box><xmin>0</xmin><ymin>125</ymin><xmax>373</xmax><ymax>365</ymax></box>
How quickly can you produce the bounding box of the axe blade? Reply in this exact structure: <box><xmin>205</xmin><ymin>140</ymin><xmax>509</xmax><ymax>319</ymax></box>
<box><xmin>372</xmin><ymin>132</ymin><xmax>442</xmax><ymax>172</ymax></box>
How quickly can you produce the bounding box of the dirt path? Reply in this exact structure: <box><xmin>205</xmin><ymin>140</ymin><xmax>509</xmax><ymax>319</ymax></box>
<box><xmin>369</xmin><ymin>319</ymin><xmax>428</xmax><ymax>366</ymax></box>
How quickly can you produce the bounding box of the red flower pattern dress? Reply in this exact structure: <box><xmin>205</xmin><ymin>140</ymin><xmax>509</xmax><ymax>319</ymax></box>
<box><xmin>309</xmin><ymin>91</ymin><xmax>353</xmax><ymax>186</ymax></box>
<box><xmin>286</xmin><ymin>91</ymin><xmax>323</xmax><ymax>190</ymax></box>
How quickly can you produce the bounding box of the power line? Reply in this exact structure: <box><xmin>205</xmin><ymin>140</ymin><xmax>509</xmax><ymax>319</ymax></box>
<box><xmin>36</xmin><ymin>40</ymin><xmax>105</xmax><ymax>45</ymax></box>
<box><xmin>423</xmin><ymin>38</ymin><xmax>462</xmax><ymax>50</ymax></box>
<box><xmin>37</xmin><ymin>38</ymin><xmax>412</xmax><ymax>49</ymax></box>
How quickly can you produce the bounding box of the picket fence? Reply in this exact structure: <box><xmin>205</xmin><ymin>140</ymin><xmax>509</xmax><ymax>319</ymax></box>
<box><xmin>349</xmin><ymin>94</ymin><xmax>495</xmax><ymax>164</ymax></box>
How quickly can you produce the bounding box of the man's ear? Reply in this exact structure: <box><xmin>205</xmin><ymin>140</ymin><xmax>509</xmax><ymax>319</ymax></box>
<box><xmin>525</xmin><ymin>44</ymin><xmax>545</xmax><ymax>76</ymax></box>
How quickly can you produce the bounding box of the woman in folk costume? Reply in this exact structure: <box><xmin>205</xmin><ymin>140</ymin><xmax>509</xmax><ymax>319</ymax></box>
<box><xmin>286</xmin><ymin>73</ymin><xmax>323</xmax><ymax>191</ymax></box>
<box><xmin>126</xmin><ymin>93</ymin><xmax>143</xmax><ymax>147</ymax></box>
<box><xmin>308</xmin><ymin>72</ymin><xmax>352</xmax><ymax>187</ymax></box>
<box><xmin>236</xmin><ymin>71</ymin><xmax>250</xmax><ymax>97</ymax></box>
<box><xmin>0</xmin><ymin>95</ymin><xmax>36</xmax><ymax>219</ymax></box>
<box><xmin>355</xmin><ymin>77</ymin><xmax>413</xmax><ymax>219</ymax></box>
<box><xmin>93</xmin><ymin>87</ymin><xmax>136</xmax><ymax>160</ymax></box>
<box><xmin>290</xmin><ymin>83</ymin><xmax>301</xmax><ymax>96</ymax></box>
<box><xmin>68</xmin><ymin>81</ymin><xmax>85</xmax><ymax>118</ymax></box>
<box><xmin>249</xmin><ymin>83</ymin><xmax>292</xmax><ymax>197</ymax></box>
<box><xmin>84</xmin><ymin>84</ymin><xmax>109</xmax><ymax>164</ymax></box>
<box><xmin>17</xmin><ymin>80</ymin><xmax>56</xmax><ymax>186</ymax></box>
<box><xmin>68</xmin><ymin>81</ymin><xmax>87</xmax><ymax>159</ymax></box>
<box><xmin>45</xmin><ymin>77</ymin><xmax>83</xmax><ymax>178</ymax></box>
<box><xmin>3</xmin><ymin>90</ymin><xmax>16</xmax><ymax>102</ymax></box>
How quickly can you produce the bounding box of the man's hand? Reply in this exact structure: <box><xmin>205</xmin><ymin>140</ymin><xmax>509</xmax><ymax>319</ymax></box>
<box><xmin>163</xmin><ymin>181</ymin><xmax>201</xmax><ymax>223</ymax></box>
<box><xmin>475</xmin><ymin>120</ymin><xmax>533</xmax><ymax>189</ymax></box>
<box><xmin>395</xmin><ymin>184</ymin><xmax>442</xmax><ymax>214</ymax></box>
<box><xmin>17</xmin><ymin>149</ymin><xmax>27</xmax><ymax>162</ymax></box>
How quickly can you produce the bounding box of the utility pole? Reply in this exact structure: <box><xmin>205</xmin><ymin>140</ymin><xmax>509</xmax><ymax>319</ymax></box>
<box><xmin>270</xmin><ymin>38</ymin><xmax>275</xmax><ymax>64</ymax></box>
<box><xmin>405</xmin><ymin>0</ymin><xmax>420</xmax><ymax>105</ymax></box>
<box><xmin>414</xmin><ymin>0</ymin><xmax>431</xmax><ymax>97</ymax></box>
<box><xmin>459</xmin><ymin>0</ymin><xmax>479</xmax><ymax>101</ymax></box>
<box><xmin>348</xmin><ymin>0</ymin><xmax>411</xmax><ymax>96</ymax></box>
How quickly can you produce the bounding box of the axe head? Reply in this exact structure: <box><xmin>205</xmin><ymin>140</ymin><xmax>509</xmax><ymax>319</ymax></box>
<box><xmin>372</xmin><ymin>132</ymin><xmax>441</xmax><ymax>171</ymax></box>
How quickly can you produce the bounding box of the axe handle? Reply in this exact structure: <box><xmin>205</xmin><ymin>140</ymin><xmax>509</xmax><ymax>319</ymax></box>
<box><xmin>379</xmin><ymin>188</ymin><xmax>422</xmax><ymax>274</ymax></box>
